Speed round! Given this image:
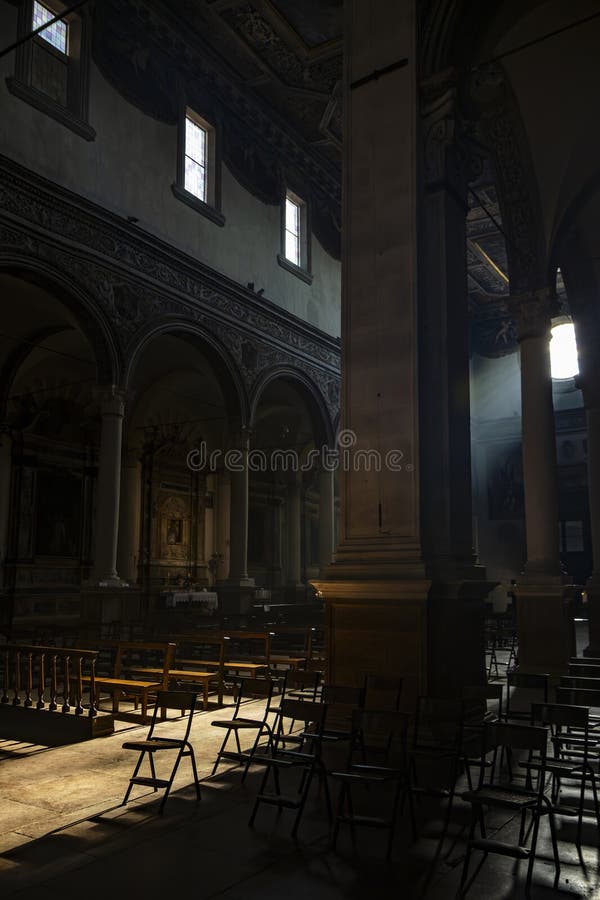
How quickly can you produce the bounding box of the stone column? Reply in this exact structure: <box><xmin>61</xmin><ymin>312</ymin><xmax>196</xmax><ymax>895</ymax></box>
<box><xmin>216</xmin><ymin>473</ymin><xmax>231</xmax><ymax>581</ymax></box>
<box><xmin>318</xmin><ymin>467</ymin><xmax>335</xmax><ymax>574</ymax></box>
<box><xmin>313</xmin><ymin>0</ymin><xmax>432</xmax><ymax>703</ymax></box>
<box><xmin>510</xmin><ymin>291</ymin><xmax>562</xmax><ymax>575</ymax></box>
<box><xmin>286</xmin><ymin>478</ymin><xmax>302</xmax><ymax>586</ymax></box>
<box><xmin>92</xmin><ymin>389</ymin><xmax>125</xmax><ymax>585</ymax></box>
<box><xmin>419</xmin><ymin>73</ymin><xmax>490</xmax><ymax>695</ymax></box>
<box><xmin>581</xmin><ymin>384</ymin><xmax>600</xmax><ymax>653</ymax></box>
<box><xmin>227</xmin><ymin>429</ymin><xmax>254</xmax><ymax>588</ymax></box>
<box><xmin>508</xmin><ymin>291</ymin><xmax>574</xmax><ymax>670</ymax></box>
<box><xmin>0</xmin><ymin>426</ymin><xmax>12</xmax><ymax>587</ymax></box>
<box><xmin>117</xmin><ymin>450</ymin><xmax>141</xmax><ymax>584</ymax></box>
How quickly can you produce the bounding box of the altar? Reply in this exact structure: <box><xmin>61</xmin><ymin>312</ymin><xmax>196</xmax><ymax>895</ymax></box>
<box><xmin>161</xmin><ymin>590</ymin><xmax>218</xmax><ymax>612</ymax></box>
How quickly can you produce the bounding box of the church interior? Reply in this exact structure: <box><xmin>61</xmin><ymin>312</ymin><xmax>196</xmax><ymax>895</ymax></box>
<box><xmin>2</xmin><ymin>1</ymin><xmax>600</xmax><ymax>897</ymax></box>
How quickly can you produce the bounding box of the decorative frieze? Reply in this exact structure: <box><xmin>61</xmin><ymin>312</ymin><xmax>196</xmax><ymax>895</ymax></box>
<box><xmin>0</xmin><ymin>155</ymin><xmax>340</xmax><ymax>429</ymax></box>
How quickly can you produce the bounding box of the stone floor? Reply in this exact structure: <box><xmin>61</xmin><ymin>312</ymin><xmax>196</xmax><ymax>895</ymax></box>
<box><xmin>1</xmin><ymin>691</ymin><xmax>600</xmax><ymax>899</ymax></box>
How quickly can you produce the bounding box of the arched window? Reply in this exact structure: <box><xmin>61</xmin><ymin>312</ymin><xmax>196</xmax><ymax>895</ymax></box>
<box><xmin>550</xmin><ymin>321</ymin><xmax>579</xmax><ymax>380</ymax></box>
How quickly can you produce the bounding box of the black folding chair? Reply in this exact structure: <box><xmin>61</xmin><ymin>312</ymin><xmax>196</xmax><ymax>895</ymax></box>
<box><xmin>363</xmin><ymin>674</ymin><xmax>403</xmax><ymax>711</ymax></box>
<box><xmin>408</xmin><ymin>697</ymin><xmax>465</xmax><ymax>842</ymax></box>
<box><xmin>459</xmin><ymin>722</ymin><xmax>559</xmax><ymax>897</ymax></box>
<box><xmin>249</xmin><ymin>698</ymin><xmax>331</xmax><ymax>837</ymax></box>
<box><xmin>527</xmin><ymin>702</ymin><xmax>600</xmax><ymax>845</ymax></box>
<box><xmin>321</xmin><ymin>684</ymin><xmax>365</xmax><ymax>740</ymax></box>
<box><xmin>121</xmin><ymin>690</ymin><xmax>201</xmax><ymax>814</ymax></box>
<box><xmin>330</xmin><ymin>708</ymin><xmax>409</xmax><ymax>859</ymax></box>
<box><xmin>211</xmin><ymin>677</ymin><xmax>276</xmax><ymax>781</ymax></box>
<box><xmin>505</xmin><ymin>672</ymin><xmax>549</xmax><ymax>721</ymax></box>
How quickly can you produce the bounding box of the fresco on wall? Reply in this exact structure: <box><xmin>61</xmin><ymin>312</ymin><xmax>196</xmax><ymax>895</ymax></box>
<box><xmin>487</xmin><ymin>443</ymin><xmax>524</xmax><ymax>520</ymax></box>
<box><xmin>35</xmin><ymin>471</ymin><xmax>82</xmax><ymax>557</ymax></box>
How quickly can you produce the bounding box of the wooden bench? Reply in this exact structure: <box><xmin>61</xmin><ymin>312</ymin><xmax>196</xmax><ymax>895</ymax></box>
<box><xmin>129</xmin><ymin>667</ymin><xmax>218</xmax><ymax>710</ymax></box>
<box><xmin>268</xmin><ymin>626</ymin><xmax>312</xmax><ymax>671</ymax></box>
<box><xmin>81</xmin><ymin>641</ymin><xmax>176</xmax><ymax>724</ymax></box>
<box><xmin>162</xmin><ymin>632</ymin><xmax>270</xmax><ymax>701</ymax></box>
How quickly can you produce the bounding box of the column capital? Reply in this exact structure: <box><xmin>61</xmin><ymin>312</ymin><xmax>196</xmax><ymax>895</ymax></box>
<box><xmin>421</xmin><ymin>68</ymin><xmax>483</xmax><ymax>195</ymax></box>
<box><xmin>507</xmin><ymin>289</ymin><xmax>560</xmax><ymax>340</ymax></box>
<box><xmin>97</xmin><ymin>385</ymin><xmax>126</xmax><ymax>418</ymax></box>
<box><xmin>228</xmin><ymin>425</ymin><xmax>252</xmax><ymax>451</ymax></box>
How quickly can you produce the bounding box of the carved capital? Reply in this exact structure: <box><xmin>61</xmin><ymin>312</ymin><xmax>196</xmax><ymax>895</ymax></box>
<box><xmin>507</xmin><ymin>289</ymin><xmax>560</xmax><ymax>341</ymax></box>
<box><xmin>421</xmin><ymin>69</ymin><xmax>483</xmax><ymax>193</ymax></box>
<box><xmin>97</xmin><ymin>385</ymin><xmax>126</xmax><ymax>418</ymax></box>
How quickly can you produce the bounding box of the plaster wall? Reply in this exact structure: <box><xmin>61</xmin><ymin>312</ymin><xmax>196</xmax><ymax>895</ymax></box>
<box><xmin>0</xmin><ymin>1</ymin><xmax>341</xmax><ymax>337</ymax></box>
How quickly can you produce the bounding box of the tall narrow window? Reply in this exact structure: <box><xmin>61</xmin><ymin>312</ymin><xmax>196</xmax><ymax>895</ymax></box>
<box><xmin>185</xmin><ymin>114</ymin><xmax>208</xmax><ymax>203</ymax></box>
<box><xmin>278</xmin><ymin>189</ymin><xmax>312</xmax><ymax>283</ymax></box>
<box><xmin>285</xmin><ymin>194</ymin><xmax>301</xmax><ymax>266</ymax></box>
<box><xmin>32</xmin><ymin>1</ymin><xmax>68</xmax><ymax>54</ymax></box>
<box><xmin>7</xmin><ymin>0</ymin><xmax>95</xmax><ymax>140</ymax></box>
<box><xmin>172</xmin><ymin>107</ymin><xmax>224</xmax><ymax>226</ymax></box>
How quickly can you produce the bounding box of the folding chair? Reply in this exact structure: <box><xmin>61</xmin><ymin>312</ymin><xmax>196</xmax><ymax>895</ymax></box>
<box><xmin>459</xmin><ymin>722</ymin><xmax>559</xmax><ymax>897</ymax></box>
<box><xmin>527</xmin><ymin>702</ymin><xmax>600</xmax><ymax>845</ymax></box>
<box><xmin>505</xmin><ymin>672</ymin><xmax>549</xmax><ymax>722</ymax></box>
<box><xmin>363</xmin><ymin>674</ymin><xmax>403</xmax><ymax>711</ymax></box>
<box><xmin>408</xmin><ymin>697</ymin><xmax>465</xmax><ymax>842</ymax></box>
<box><xmin>248</xmin><ymin>698</ymin><xmax>331</xmax><ymax>837</ymax></box>
<box><xmin>121</xmin><ymin>690</ymin><xmax>201</xmax><ymax>814</ymax></box>
<box><xmin>330</xmin><ymin>708</ymin><xmax>409</xmax><ymax>859</ymax></box>
<box><xmin>211</xmin><ymin>677</ymin><xmax>276</xmax><ymax>781</ymax></box>
<box><xmin>462</xmin><ymin>684</ymin><xmax>504</xmax><ymax>789</ymax></box>
<box><xmin>321</xmin><ymin>684</ymin><xmax>365</xmax><ymax>740</ymax></box>
<box><xmin>273</xmin><ymin>669</ymin><xmax>322</xmax><ymax>741</ymax></box>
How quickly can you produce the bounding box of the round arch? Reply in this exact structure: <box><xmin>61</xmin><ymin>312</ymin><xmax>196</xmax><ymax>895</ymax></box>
<box><xmin>124</xmin><ymin>319</ymin><xmax>249</xmax><ymax>425</ymax></box>
<box><xmin>249</xmin><ymin>366</ymin><xmax>335</xmax><ymax>449</ymax></box>
<box><xmin>0</xmin><ymin>255</ymin><xmax>121</xmax><ymax>386</ymax></box>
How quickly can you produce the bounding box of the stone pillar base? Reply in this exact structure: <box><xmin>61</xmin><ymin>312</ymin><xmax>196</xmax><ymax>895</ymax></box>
<box><xmin>218</xmin><ymin>581</ymin><xmax>255</xmax><ymax>616</ymax></box>
<box><xmin>80</xmin><ymin>587</ymin><xmax>145</xmax><ymax>630</ymax></box>
<box><xmin>515</xmin><ymin>582</ymin><xmax>575</xmax><ymax>673</ymax></box>
<box><xmin>312</xmin><ymin>573</ymin><xmax>492</xmax><ymax>708</ymax></box>
<box><xmin>311</xmin><ymin>578</ymin><xmax>430</xmax><ymax>712</ymax></box>
<box><xmin>427</xmin><ymin>579</ymin><xmax>493</xmax><ymax>698</ymax></box>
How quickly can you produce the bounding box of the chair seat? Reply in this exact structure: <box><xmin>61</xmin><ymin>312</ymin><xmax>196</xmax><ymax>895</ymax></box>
<box><xmin>211</xmin><ymin>718</ymin><xmax>265</xmax><ymax>729</ymax></box>
<box><xmin>122</xmin><ymin>739</ymin><xmax>183</xmax><ymax>752</ymax></box>
<box><xmin>463</xmin><ymin>786</ymin><xmax>539</xmax><ymax>809</ymax></box>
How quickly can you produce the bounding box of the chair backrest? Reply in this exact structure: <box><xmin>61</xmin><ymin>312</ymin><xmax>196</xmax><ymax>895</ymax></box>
<box><xmin>462</xmin><ymin>683</ymin><xmax>503</xmax><ymax>722</ymax></box>
<box><xmin>506</xmin><ymin>671</ymin><xmax>549</xmax><ymax>719</ymax></box>
<box><xmin>363</xmin><ymin>674</ymin><xmax>403</xmax><ymax>711</ymax></box>
<box><xmin>283</xmin><ymin>668</ymin><xmax>321</xmax><ymax>696</ymax></box>
<box><xmin>560</xmin><ymin>675</ymin><xmax>600</xmax><ymax>690</ymax></box>
<box><xmin>147</xmin><ymin>690</ymin><xmax>198</xmax><ymax>741</ymax></box>
<box><xmin>569</xmin><ymin>663</ymin><xmax>600</xmax><ymax>678</ymax></box>
<box><xmin>349</xmin><ymin>708</ymin><xmax>409</xmax><ymax>766</ymax></box>
<box><xmin>321</xmin><ymin>684</ymin><xmax>365</xmax><ymax>707</ymax></box>
<box><xmin>477</xmin><ymin>722</ymin><xmax>548</xmax><ymax>790</ymax></box>
<box><xmin>275</xmin><ymin>698</ymin><xmax>327</xmax><ymax>754</ymax></box>
<box><xmin>279</xmin><ymin>698</ymin><xmax>326</xmax><ymax>727</ymax></box>
<box><xmin>555</xmin><ymin>686</ymin><xmax>600</xmax><ymax>709</ymax></box>
<box><xmin>232</xmin><ymin>677</ymin><xmax>275</xmax><ymax>718</ymax></box>
<box><xmin>413</xmin><ymin>697</ymin><xmax>464</xmax><ymax>751</ymax></box>
<box><xmin>570</xmin><ymin>656</ymin><xmax>600</xmax><ymax>666</ymax></box>
<box><xmin>531</xmin><ymin>702</ymin><xmax>589</xmax><ymax>730</ymax></box>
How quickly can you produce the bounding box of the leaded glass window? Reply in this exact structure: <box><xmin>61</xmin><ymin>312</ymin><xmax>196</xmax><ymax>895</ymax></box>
<box><xmin>32</xmin><ymin>1</ymin><xmax>68</xmax><ymax>55</ymax></box>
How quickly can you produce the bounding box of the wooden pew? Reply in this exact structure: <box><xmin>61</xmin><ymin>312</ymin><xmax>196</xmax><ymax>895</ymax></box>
<box><xmin>82</xmin><ymin>641</ymin><xmax>176</xmax><ymax>723</ymax></box>
<box><xmin>267</xmin><ymin>626</ymin><xmax>311</xmax><ymax>671</ymax></box>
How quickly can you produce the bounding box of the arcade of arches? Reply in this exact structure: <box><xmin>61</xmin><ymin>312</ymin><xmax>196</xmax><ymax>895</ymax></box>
<box><xmin>2</xmin><ymin>0</ymin><xmax>600</xmax><ymax>706</ymax></box>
